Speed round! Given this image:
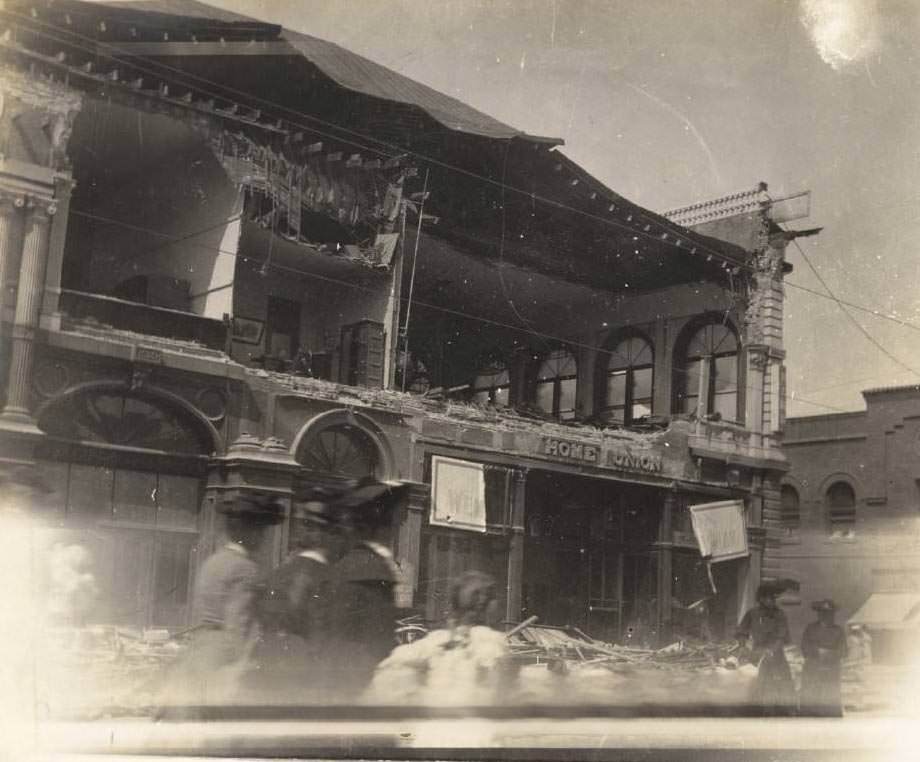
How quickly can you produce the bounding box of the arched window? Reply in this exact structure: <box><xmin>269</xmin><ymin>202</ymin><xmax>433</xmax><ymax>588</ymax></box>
<box><xmin>35</xmin><ymin>385</ymin><xmax>213</xmax><ymax>630</ymax></box>
<box><xmin>676</xmin><ymin>321</ymin><xmax>739</xmax><ymax>421</ymax></box>
<box><xmin>534</xmin><ymin>349</ymin><xmax>577</xmax><ymax>420</ymax></box>
<box><xmin>298</xmin><ymin>423</ymin><xmax>380</xmax><ymax>478</ymax></box>
<box><xmin>780</xmin><ymin>485</ymin><xmax>800</xmax><ymax>529</ymax></box>
<box><xmin>472</xmin><ymin>363</ymin><xmax>510</xmax><ymax>408</ymax></box>
<box><xmin>826</xmin><ymin>481</ymin><xmax>856</xmax><ymax>526</ymax></box>
<box><xmin>603</xmin><ymin>335</ymin><xmax>653</xmax><ymax>425</ymax></box>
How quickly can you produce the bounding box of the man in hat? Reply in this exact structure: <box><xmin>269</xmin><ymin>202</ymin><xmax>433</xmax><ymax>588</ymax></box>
<box><xmin>800</xmin><ymin>599</ymin><xmax>847</xmax><ymax>716</ymax></box>
<box><xmin>159</xmin><ymin>492</ymin><xmax>284</xmax><ymax>712</ymax></box>
<box><xmin>323</xmin><ymin>477</ymin><xmax>409</xmax><ymax>701</ymax></box>
<box><xmin>736</xmin><ymin>581</ymin><xmax>796</xmax><ymax>716</ymax></box>
<box><xmin>250</xmin><ymin>490</ymin><xmax>350</xmax><ymax>703</ymax></box>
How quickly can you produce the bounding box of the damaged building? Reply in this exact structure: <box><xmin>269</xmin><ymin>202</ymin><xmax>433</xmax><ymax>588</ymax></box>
<box><xmin>0</xmin><ymin>0</ymin><xmax>806</xmax><ymax>645</ymax></box>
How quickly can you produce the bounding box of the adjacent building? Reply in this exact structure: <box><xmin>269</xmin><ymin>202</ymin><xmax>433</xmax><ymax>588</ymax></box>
<box><xmin>780</xmin><ymin>386</ymin><xmax>920</xmax><ymax>661</ymax></box>
<box><xmin>0</xmin><ymin>0</ymin><xmax>806</xmax><ymax>644</ymax></box>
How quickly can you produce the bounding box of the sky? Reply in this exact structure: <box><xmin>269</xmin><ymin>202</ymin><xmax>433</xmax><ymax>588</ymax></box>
<box><xmin>134</xmin><ymin>0</ymin><xmax>920</xmax><ymax>416</ymax></box>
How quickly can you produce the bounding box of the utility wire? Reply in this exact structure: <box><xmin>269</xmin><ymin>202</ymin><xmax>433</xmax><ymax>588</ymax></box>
<box><xmin>15</xmin><ymin>13</ymin><xmax>920</xmax><ymax>341</ymax></box>
<box><xmin>65</xmin><ymin>207</ymin><xmax>847</xmax><ymax>413</ymax></box>
<box><xmin>3</xmin><ymin>11</ymin><xmax>759</xmax><ymax>273</ymax></box>
<box><xmin>789</xmin><ymin>238</ymin><xmax>920</xmax><ymax>378</ymax></box>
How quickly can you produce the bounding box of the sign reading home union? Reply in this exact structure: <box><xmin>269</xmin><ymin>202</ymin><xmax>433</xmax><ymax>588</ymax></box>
<box><xmin>541</xmin><ymin>437</ymin><xmax>663</xmax><ymax>474</ymax></box>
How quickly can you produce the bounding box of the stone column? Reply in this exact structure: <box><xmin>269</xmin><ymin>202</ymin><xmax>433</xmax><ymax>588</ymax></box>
<box><xmin>655</xmin><ymin>491</ymin><xmax>676</xmax><ymax>646</ymax></box>
<box><xmin>505</xmin><ymin>468</ymin><xmax>527</xmax><ymax>624</ymax></box>
<box><xmin>1</xmin><ymin>198</ymin><xmax>54</xmax><ymax>428</ymax></box>
<box><xmin>396</xmin><ymin>482</ymin><xmax>429</xmax><ymax>601</ymax></box>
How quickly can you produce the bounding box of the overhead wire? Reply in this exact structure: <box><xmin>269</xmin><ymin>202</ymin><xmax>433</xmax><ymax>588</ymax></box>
<box><xmin>10</xmin><ymin>10</ymin><xmax>920</xmax><ymax>339</ymax></box>
<box><xmin>1</xmin><ymin>9</ymin><xmax>762</xmax><ymax>273</ymax></box>
<box><xmin>66</xmin><ymin>207</ymin><xmax>848</xmax><ymax>413</ymax></box>
<box><xmin>0</xmin><ymin>9</ymin><xmax>888</xmax><ymax>413</ymax></box>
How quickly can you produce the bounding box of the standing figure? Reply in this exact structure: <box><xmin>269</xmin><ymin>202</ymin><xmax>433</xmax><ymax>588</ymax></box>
<box><xmin>367</xmin><ymin>570</ymin><xmax>514</xmax><ymax>706</ymax></box>
<box><xmin>158</xmin><ymin>492</ymin><xmax>283</xmax><ymax>713</ymax></box>
<box><xmin>736</xmin><ymin>581</ymin><xmax>796</xmax><ymax>716</ymax></box>
<box><xmin>323</xmin><ymin>478</ymin><xmax>409</xmax><ymax>701</ymax></box>
<box><xmin>251</xmin><ymin>492</ymin><xmax>351</xmax><ymax>703</ymax></box>
<box><xmin>800</xmin><ymin>599</ymin><xmax>847</xmax><ymax>716</ymax></box>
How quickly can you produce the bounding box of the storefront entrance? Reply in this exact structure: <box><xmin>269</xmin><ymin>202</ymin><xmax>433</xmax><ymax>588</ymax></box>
<box><xmin>521</xmin><ymin>471</ymin><xmax>661</xmax><ymax>643</ymax></box>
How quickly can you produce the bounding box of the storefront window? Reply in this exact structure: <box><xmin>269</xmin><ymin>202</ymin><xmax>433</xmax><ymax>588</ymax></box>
<box><xmin>534</xmin><ymin>349</ymin><xmax>577</xmax><ymax>420</ymax></box>
<box><xmin>603</xmin><ymin>335</ymin><xmax>654</xmax><ymax>424</ymax></box>
<box><xmin>676</xmin><ymin>321</ymin><xmax>739</xmax><ymax>421</ymax></box>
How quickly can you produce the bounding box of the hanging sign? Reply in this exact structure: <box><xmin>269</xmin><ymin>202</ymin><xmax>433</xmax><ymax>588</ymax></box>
<box><xmin>689</xmin><ymin>500</ymin><xmax>749</xmax><ymax>562</ymax></box>
<box><xmin>430</xmin><ymin>456</ymin><xmax>487</xmax><ymax>532</ymax></box>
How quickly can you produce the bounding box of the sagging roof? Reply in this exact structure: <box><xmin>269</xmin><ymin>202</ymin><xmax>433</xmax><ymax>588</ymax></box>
<box><xmin>100</xmin><ymin>0</ymin><xmax>557</xmax><ymax>142</ymax></box>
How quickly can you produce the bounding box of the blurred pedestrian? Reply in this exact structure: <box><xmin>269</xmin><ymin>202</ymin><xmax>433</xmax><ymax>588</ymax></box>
<box><xmin>322</xmin><ymin>477</ymin><xmax>409</xmax><ymax>700</ymax></box>
<box><xmin>366</xmin><ymin>570</ymin><xmax>515</xmax><ymax>706</ymax></box>
<box><xmin>158</xmin><ymin>492</ymin><xmax>283</xmax><ymax>714</ymax></box>
<box><xmin>736</xmin><ymin>581</ymin><xmax>796</xmax><ymax>716</ymax></box>
<box><xmin>250</xmin><ymin>490</ymin><xmax>351</xmax><ymax>703</ymax></box>
<box><xmin>800</xmin><ymin>599</ymin><xmax>847</xmax><ymax>716</ymax></box>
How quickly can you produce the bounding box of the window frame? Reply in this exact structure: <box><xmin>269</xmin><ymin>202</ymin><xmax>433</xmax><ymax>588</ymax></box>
<box><xmin>532</xmin><ymin>348</ymin><xmax>578</xmax><ymax>421</ymax></box>
<box><xmin>600</xmin><ymin>333</ymin><xmax>655</xmax><ymax>426</ymax></box>
<box><xmin>674</xmin><ymin>319</ymin><xmax>740</xmax><ymax>422</ymax></box>
<box><xmin>471</xmin><ymin>361</ymin><xmax>512</xmax><ymax>408</ymax></box>
<box><xmin>826</xmin><ymin>480</ymin><xmax>857</xmax><ymax>527</ymax></box>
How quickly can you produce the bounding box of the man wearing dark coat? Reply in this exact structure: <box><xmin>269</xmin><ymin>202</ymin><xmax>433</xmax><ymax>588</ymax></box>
<box><xmin>737</xmin><ymin>581</ymin><xmax>796</xmax><ymax>716</ymax></box>
<box><xmin>323</xmin><ymin>478</ymin><xmax>408</xmax><ymax>701</ymax></box>
<box><xmin>253</xmin><ymin>478</ymin><xmax>408</xmax><ymax>703</ymax></box>
<box><xmin>800</xmin><ymin>599</ymin><xmax>847</xmax><ymax>716</ymax></box>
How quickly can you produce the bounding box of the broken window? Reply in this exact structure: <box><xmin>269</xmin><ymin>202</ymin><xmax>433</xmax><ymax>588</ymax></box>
<box><xmin>603</xmin><ymin>335</ymin><xmax>653</xmax><ymax>425</ymax></box>
<box><xmin>534</xmin><ymin>349</ymin><xmax>577</xmax><ymax>420</ymax></box>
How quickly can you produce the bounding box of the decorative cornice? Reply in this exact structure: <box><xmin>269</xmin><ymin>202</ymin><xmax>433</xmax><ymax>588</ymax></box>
<box><xmin>663</xmin><ymin>185</ymin><xmax>770</xmax><ymax>227</ymax></box>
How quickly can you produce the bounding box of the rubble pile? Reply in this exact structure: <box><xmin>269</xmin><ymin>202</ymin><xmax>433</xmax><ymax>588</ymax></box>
<box><xmin>508</xmin><ymin>625</ymin><xmax>759</xmax><ymax>706</ymax></box>
<box><xmin>37</xmin><ymin>626</ymin><xmax>183</xmax><ymax>717</ymax></box>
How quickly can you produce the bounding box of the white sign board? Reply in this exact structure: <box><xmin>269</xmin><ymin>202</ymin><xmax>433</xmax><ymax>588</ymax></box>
<box><xmin>430</xmin><ymin>456</ymin><xmax>487</xmax><ymax>532</ymax></box>
<box><xmin>689</xmin><ymin>500</ymin><xmax>749</xmax><ymax>562</ymax></box>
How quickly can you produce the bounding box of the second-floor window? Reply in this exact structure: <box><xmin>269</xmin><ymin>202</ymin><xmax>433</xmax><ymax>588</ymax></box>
<box><xmin>603</xmin><ymin>335</ymin><xmax>654</xmax><ymax>424</ymax></box>
<box><xmin>534</xmin><ymin>350</ymin><xmax>577</xmax><ymax>420</ymax></box>
<box><xmin>676</xmin><ymin>321</ymin><xmax>739</xmax><ymax>421</ymax></box>
<box><xmin>472</xmin><ymin>364</ymin><xmax>510</xmax><ymax>408</ymax></box>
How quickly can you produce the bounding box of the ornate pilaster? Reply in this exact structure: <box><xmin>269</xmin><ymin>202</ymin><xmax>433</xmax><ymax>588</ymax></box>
<box><xmin>40</xmin><ymin>175</ymin><xmax>75</xmax><ymax>330</ymax></box>
<box><xmin>0</xmin><ymin>194</ymin><xmax>25</xmax><ymax>323</ymax></box>
<box><xmin>0</xmin><ymin>198</ymin><xmax>54</xmax><ymax>429</ymax></box>
<box><xmin>505</xmin><ymin>468</ymin><xmax>527</xmax><ymax>624</ymax></box>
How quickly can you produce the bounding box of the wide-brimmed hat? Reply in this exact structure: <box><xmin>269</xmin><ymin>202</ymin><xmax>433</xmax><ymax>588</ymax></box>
<box><xmin>294</xmin><ymin>478</ymin><xmax>408</xmax><ymax>529</ymax></box>
<box><xmin>218</xmin><ymin>492</ymin><xmax>285</xmax><ymax>525</ymax></box>
<box><xmin>757</xmin><ymin>580</ymin><xmax>789</xmax><ymax>598</ymax></box>
<box><xmin>812</xmin><ymin>599</ymin><xmax>837</xmax><ymax>612</ymax></box>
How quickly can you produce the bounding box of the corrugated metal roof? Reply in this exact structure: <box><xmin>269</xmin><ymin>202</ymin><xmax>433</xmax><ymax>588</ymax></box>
<box><xmin>103</xmin><ymin>0</ymin><xmax>556</xmax><ymax>142</ymax></box>
<box><xmin>849</xmin><ymin>593</ymin><xmax>920</xmax><ymax>630</ymax></box>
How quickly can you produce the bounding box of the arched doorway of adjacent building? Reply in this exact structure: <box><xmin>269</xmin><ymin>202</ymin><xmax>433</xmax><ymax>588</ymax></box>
<box><xmin>35</xmin><ymin>382</ymin><xmax>219</xmax><ymax>630</ymax></box>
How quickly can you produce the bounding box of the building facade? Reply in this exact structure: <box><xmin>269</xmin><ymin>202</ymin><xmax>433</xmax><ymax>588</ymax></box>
<box><xmin>0</xmin><ymin>0</ymin><xmax>802</xmax><ymax>644</ymax></box>
<box><xmin>779</xmin><ymin>386</ymin><xmax>920</xmax><ymax>659</ymax></box>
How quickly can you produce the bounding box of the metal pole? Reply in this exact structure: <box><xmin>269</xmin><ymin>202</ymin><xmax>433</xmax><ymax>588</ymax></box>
<box><xmin>400</xmin><ymin>168</ymin><xmax>430</xmax><ymax>392</ymax></box>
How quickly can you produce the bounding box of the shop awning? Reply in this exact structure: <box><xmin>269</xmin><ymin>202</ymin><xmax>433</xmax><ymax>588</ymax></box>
<box><xmin>848</xmin><ymin>593</ymin><xmax>920</xmax><ymax>630</ymax></box>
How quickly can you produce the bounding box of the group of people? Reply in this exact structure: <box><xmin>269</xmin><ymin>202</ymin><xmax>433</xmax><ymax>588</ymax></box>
<box><xmin>158</xmin><ymin>478</ymin><xmax>410</xmax><ymax>710</ymax></box>
<box><xmin>737</xmin><ymin>581</ymin><xmax>851</xmax><ymax>717</ymax></box>
<box><xmin>158</xmin><ymin>478</ymin><xmax>514</xmax><ymax>712</ymax></box>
